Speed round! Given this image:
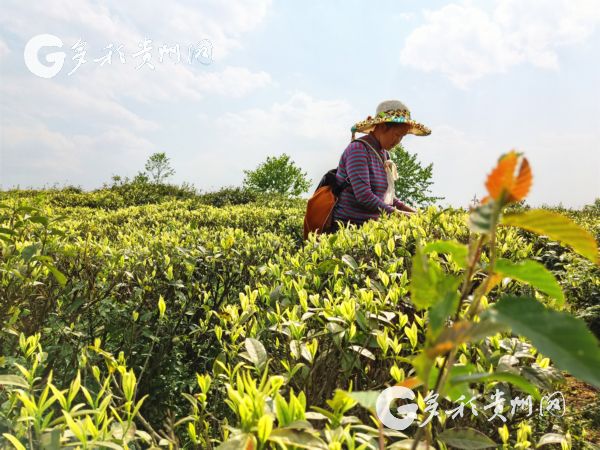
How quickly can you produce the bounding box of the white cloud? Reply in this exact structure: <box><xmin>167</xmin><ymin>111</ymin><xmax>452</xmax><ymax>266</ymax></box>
<box><xmin>400</xmin><ymin>0</ymin><xmax>600</xmax><ymax>87</ymax></box>
<box><xmin>60</xmin><ymin>62</ymin><xmax>272</xmax><ymax>105</ymax></box>
<box><xmin>0</xmin><ymin>39</ymin><xmax>9</xmax><ymax>59</ymax></box>
<box><xmin>0</xmin><ymin>0</ymin><xmax>273</xmax><ymax>103</ymax></box>
<box><xmin>216</xmin><ymin>92</ymin><xmax>354</xmax><ymax>141</ymax></box>
<box><xmin>1</xmin><ymin>120</ymin><xmax>155</xmax><ymax>188</ymax></box>
<box><xmin>0</xmin><ymin>0</ymin><xmax>272</xmax><ymax>60</ymax></box>
<box><xmin>395</xmin><ymin>12</ymin><xmax>416</xmax><ymax>21</ymax></box>
<box><xmin>412</xmin><ymin>124</ymin><xmax>600</xmax><ymax>208</ymax></box>
<box><xmin>189</xmin><ymin>66</ymin><xmax>272</xmax><ymax>99</ymax></box>
<box><xmin>0</xmin><ymin>0</ymin><xmax>273</xmax><ymax>188</ymax></box>
<box><xmin>410</xmin><ymin>124</ymin><xmax>493</xmax><ymax>205</ymax></box>
<box><xmin>205</xmin><ymin>92</ymin><xmax>357</xmax><ymax>188</ymax></box>
<box><xmin>0</xmin><ymin>77</ymin><xmax>158</xmax><ymax>131</ymax></box>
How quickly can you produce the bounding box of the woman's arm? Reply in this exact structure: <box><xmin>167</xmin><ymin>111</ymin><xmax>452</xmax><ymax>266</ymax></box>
<box><xmin>393</xmin><ymin>198</ymin><xmax>416</xmax><ymax>213</ymax></box>
<box><xmin>345</xmin><ymin>142</ymin><xmax>395</xmax><ymax>214</ymax></box>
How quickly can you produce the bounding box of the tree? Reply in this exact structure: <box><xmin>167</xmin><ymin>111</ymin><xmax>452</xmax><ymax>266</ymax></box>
<box><xmin>144</xmin><ymin>152</ymin><xmax>175</xmax><ymax>184</ymax></box>
<box><xmin>243</xmin><ymin>154</ymin><xmax>311</xmax><ymax>197</ymax></box>
<box><xmin>389</xmin><ymin>144</ymin><xmax>444</xmax><ymax>207</ymax></box>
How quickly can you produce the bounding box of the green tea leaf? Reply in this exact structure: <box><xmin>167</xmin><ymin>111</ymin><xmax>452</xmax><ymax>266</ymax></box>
<box><xmin>341</xmin><ymin>254</ymin><xmax>358</xmax><ymax>270</ymax></box>
<box><xmin>536</xmin><ymin>433</ymin><xmax>567</xmax><ymax>447</ymax></box>
<box><xmin>0</xmin><ymin>375</ymin><xmax>29</xmax><ymax>389</ymax></box>
<box><xmin>410</xmin><ymin>249</ymin><xmax>439</xmax><ymax>309</ymax></box>
<box><xmin>245</xmin><ymin>338</ymin><xmax>267</xmax><ymax>368</ymax></box>
<box><xmin>483</xmin><ymin>296</ymin><xmax>600</xmax><ymax>388</ymax></box>
<box><xmin>502</xmin><ymin>210</ymin><xmax>598</xmax><ymax>263</ymax></box>
<box><xmin>47</xmin><ymin>264</ymin><xmax>67</xmax><ymax>287</ymax></box>
<box><xmin>215</xmin><ymin>433</ymin><xmax>257</xmax><ymax>450</ymax></box>
<box><xmin>29</xmin><ymin>215</ymin><xmax>49</xmax><ymax>227</ymax></box>
<box><xmin>450</xmin><ymin>371</ymin><xmax>540</xmax><ymax>400</ymax></box>
<box><xmin>465</xmin><ymin>319</ymin><xmax>508</xmax><ymax>342</ymax></box>
<box><xmin>428</xmin><ymin>280</ymin><xmax>460</xmax><ymax>334</ymax></box>
<box><xmin>21</xmin><ymin>244</ymin><xmax>39</xmax><ymax>262</ymax></box>
<box><xmin>257</xmin><ymin>415</ymin><xmax>273</xmax><ymax>443</ymax></box>
<box><xmin>317</xmin><ymin>258</ymin><xmax>340</xmax><ymax>274</ymax></box>
<box><xmin>157</xmin><ymin>295</ymin><xmax>166</xmax><ymax>319</ymax></box>
<box><xmin>39</xmin><ymin>429</ymin><xmax>61</xmax><ymax>450</ymax></box>
<box><xmin>2</xmin><ymin>434</ymin><xmax>26</xmax><ymax>450</ymax></box>
<box><xmin>469</xmin><ymin>202</ymin><xmax>496</xmax><ymax>235</ymax></box>
<box><xmin>428</xmin><ymin>364</ymin><xmax>476</xmax><ymax>401</ymax></box>
<box><xmin>410</xmin><ymin>249</ymin><xmax>460</xmax><ymax>311</ymax></box>
<box><xmin>494</xmin><ymin>258</ymin><xmax>564</xmax><ymax>306</ymax></box>
<box><xmin>388</xmin><ymin>440</ymin><xmax>435</xmax><ymax>449</ymax></box>
<box><xmin>423</xmin><ymin>240</ymin><xmax>468</xmax><ymax>269</ymax></box>
<box><xmin>438</xmin><ymin>427</ymin><xmax>497</xmax><ymax>449</ymax></box>
<box><xmin>269</xmin><ymin>429</ymin><xmax>327</xmax><ymax>449</ymax></box>
<box><xmin>344</xmin><ymin>390</ymin><xmax>380</xmax><ymax>412</ymax></box>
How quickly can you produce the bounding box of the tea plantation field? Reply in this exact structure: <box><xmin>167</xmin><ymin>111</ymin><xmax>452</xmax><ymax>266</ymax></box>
<box><xmin>1</xmin><ymin>185</ymin><xmax>599</xmax><ymax>449</ymax></box>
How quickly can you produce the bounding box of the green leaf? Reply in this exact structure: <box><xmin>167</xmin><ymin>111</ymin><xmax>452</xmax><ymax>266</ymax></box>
<box><xmin>215</xmin><ymin>433</ymin><xmax>257</xmax><ymax>450</ymax></box>
<box><xmin>410</xmin><ymin>249</ymin><xmax>460</xmax><ymax>311</ymax></box>
<box><xmin>0</xmin><ymin>375</ymin><xmax>29</xmax><ymax>389</ymax></box>
<box><xmin>494</xmin><ymin>258</ymin><xmax>564</xmax><ymax>306</ymax></box>
<box><xmin>465</xmin><ymin>319</ymin><xmax>508</xmax><ymax>342</ymax></box>
<box><xmin>388</xmin><ymin>439</ymin><xmax>435</xmax><ymax>449</ymax></box>
<box><xmin>2</xmin><ymin>434</ymin><xmax>26</xmax><ymax>450</ymax></box>
<box><xmin>536</xmin><ymin>433</ymin><xmax>567</xmax><ymax>447</ymax></box>
<box><xmin>21</xmin><ymin>244</ymin><xmax>39</xmax><ymax>262</ymax></box>
<box><xmin>245</xmin><ymin>338</ymin><xmax>267</xmax><ymax>368</ymax></box>
<box><xmin>450</xmin><ymin>371</ymin><xmax>540</xmax><ymax>400</ymax></box>
<box><xmin>344</xmin><ymin>390</ymin><xmax>380</xmax><ymax>412</ymax></box>
<box><xmin>316</xmin><ymin>258</ymin><xmax>341</xmax><ymax>274</ymax></box>
<box><xmin>410</xmin><ymin>249</ymin><xmax>439</xmax><ymax>309</ymax></box>
<box><xmin>269</xmin><ymin>429</ymin><xmax>327</xmax><ymax>449</ymax></box>
<box><xmin>469</xmin><ymin>202</ymin><xmax>496</xmax><ymax>235</ymax></box>
<box><xmin>157</xmin><ymin>295</ymin><xmax>166</xmax><ymax>319</ymax></box>
<box><xmin>39</xmin><ymin>429</ymin><xmax>61</xmax><ymax>450</ymax></box>
<box><xmin>411</xmin><ymin>353</ymin><xmax>435</xmax><ymax>389</ymax></box>
<box><xmin>423</xmin><ymin>240</ymin><xmax>468</xmax><ymax>269</ymax></box>
<box><xmin>349</xmin><ymin>345</ymin><xmax>375</xmax><ymax>360</ymax></box>
<box><xmin>29</xmin><ymin>215</ymin><xmax>49</xmax><ymax>227</ymax></box>
<box><xmin>341</xmin><ymin>254</ymin><xmax>358</xmax><ymax>270</ymax></box>
<box><xmin>502</xmin><ymin>210</ymin><xmax>598</xmax><ymax>263</ymax></box>
<box><xmin>91</xmin><ymin>443</ymin><xmax>123</xmax><ymax>450</ymax></box>
<box><xmin>428</xmin><ymin>364</ymin><xmax>475</xmax><ymax>402</ymax></box>
<box><xmin>257</xmin><ymin>415</ymin><xmax>273</xmax><ymax>443</ymax></box>
<box><xmin>428</xmin><ymin>283</ymin><xmax>460</xmax><ymax>334</ymax></box>
<box><xmin>483</xmin><ymin>296</ymin><xmax>600</xmax><ymax>388</ymax></box>
<box><xmin>438</xmin><ymin>428</ymin><xmax>497</xmax><ymax>449</ymax></box>
<box><xmin>46</xmin><ymin>264</ymin><xmax>67</xmax><ymax>287</ymax></box>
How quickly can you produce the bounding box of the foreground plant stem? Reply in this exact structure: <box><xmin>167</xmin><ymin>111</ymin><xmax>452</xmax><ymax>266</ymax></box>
<box><xmin>411</xmin><ymin>204</ymin><xmax>502</xmax><ymax>450</ymax></box>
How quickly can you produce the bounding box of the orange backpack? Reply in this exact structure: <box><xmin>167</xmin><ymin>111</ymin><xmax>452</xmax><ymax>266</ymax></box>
<box><xmin>303</xmin><ymin>168</ymin><xmax>349</xmax><ymax>239</ymax></box>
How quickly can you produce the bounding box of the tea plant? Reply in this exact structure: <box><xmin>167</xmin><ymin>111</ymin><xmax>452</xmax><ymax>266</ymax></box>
<box><xmin>1</xmin><ymin>153</ymin><xmax>598</xmax><ymax>449</ymax></box>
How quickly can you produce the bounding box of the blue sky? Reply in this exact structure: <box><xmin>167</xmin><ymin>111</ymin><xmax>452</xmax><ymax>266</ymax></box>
<box><xmin>1</xmin><ymin>0</ymin><xmax>599</xmax><ymax>207</ymax></box>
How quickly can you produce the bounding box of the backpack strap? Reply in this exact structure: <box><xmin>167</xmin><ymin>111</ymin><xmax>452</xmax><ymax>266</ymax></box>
<box><xmin>354</xmin><ymin>137</ymin><xmax>387</xmax><ymax>168</ymax></box>
<box><xmin>331</xmin><ymin>137</ymin><xmax>386</xmax><ymax>196</ymax></box>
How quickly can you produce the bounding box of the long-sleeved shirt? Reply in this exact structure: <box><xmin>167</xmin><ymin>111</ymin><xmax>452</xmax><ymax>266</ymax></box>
<box><xmin>332</xmin><ymin>133</ymin><xmax>408</xmax><ymax>225</ymax></box>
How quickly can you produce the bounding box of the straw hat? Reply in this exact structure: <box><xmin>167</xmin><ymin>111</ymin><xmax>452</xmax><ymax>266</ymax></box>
<box><xmin>351</xmin><ymin>100</ymin><xmax>431</xmax><ymax>139</ymax></box>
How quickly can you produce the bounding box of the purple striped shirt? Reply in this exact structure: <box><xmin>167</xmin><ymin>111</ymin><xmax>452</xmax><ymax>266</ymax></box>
<box><xmin>332</xmin><ymin>134</ymin><xmax>407</xmax><ymax>225</ymax></box>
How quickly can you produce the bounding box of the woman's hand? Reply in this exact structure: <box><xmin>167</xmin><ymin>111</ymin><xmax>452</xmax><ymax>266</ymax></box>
<box><xmin>399</xmin><ymin>204</ymin><xmax>417</xmax><ymax>213</ymax></box>
<box><xmin>394</xmin><ymin>208</ymin><xmax>413</xmax><ymax>217</ymax></box>
<box><xmin>393</xmin><ymin>199</ymin><xmax>417</xmax><ymax>214</ymax></box>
